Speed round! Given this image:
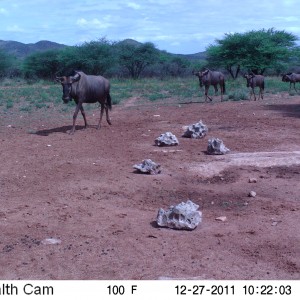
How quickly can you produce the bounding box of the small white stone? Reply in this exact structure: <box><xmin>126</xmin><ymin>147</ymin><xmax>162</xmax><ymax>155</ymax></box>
<box><xmin>249</xmin><ymin>178</ymin><xmax>257</xmax><ymax>183</ymax></box>
<box><xmin>248</xmin><ymin>191</ymin><xmax>257</xmax><ymax>197</ymax></box>
<box><xmin>215</xmin><ymin>216</ymin><xmax>227</xmax><ymax>222</ymax></box>
<box><xmin>41</xmin><ymin>238</ymin><xmax>61</xmax><ymax>245</ymax></box>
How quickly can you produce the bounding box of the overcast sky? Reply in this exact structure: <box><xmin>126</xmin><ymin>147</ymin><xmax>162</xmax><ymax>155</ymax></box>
<box><xmin>0</xmin><ymin>0</ymin><xmax>299</xmax><ymax>54</ymax></box>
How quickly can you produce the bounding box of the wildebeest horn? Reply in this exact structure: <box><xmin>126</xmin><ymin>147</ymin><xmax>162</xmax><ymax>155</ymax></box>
<box><xmin>70</xmin><ymin>72</ymin><xmax>81</xmax><ymax>82</ymax></box>
<box><xmin>55</xmin><ymin>76</ymin><xmax>63</xmax><ymax>83</ymax></box>
<box><xmin>202</xmin><ymin>69</ymin><xmax>209</xmax><ymax>75</ymax></box>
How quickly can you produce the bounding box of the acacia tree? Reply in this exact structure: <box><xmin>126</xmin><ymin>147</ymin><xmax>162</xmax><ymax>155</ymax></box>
<box><xmin>117</xmin><ymin>42</ymin><xmax>159</xmax><ymax>79</ymax></box>
<box><xmin>0</xmin><ymin>50</ymin><xmax>14</xmax><ymax>77</ymax></box>
<box><xmin>22</xmin><ymin>49</ymin><xmax>60</xmax><ymax>79</ymax></box>
<box><xmin>206</xmin><ymin>28</ymin><xmax>298</xmax><ymax>78</ymax></box>
<box><xmin>58</xmin><ymin>38</ymin><xmax>116</xmax><ymax>76</ymax></box>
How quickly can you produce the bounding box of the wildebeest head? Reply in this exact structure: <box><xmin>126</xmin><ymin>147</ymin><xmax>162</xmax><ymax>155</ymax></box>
<box><xmin>193</xmin><ymin>69</ymin><xmax>210</xmax><ymax>87</ymax></box>
<box><xmin>56</xmin><ymin>72</ymin><xmax>81</xmax><ymax>103</ymax></box>
<box><xmin>281</xmin><ymin>73</ymin><xmax>292</xmax><ymax>82</ymax></box>
<box><xmin>193</xmin><ymin>69</ymin><xmax>210</xmax><ymax>78</ymax></box>
<box><xmin>244</xmin><ymin>74</ymin><xmax>255</xmax><ymax>87</ymax></box>
<box><xmin>192</xmin><ymin>70</ymin><xmax>203</xmax><ymax>87</ymax></box>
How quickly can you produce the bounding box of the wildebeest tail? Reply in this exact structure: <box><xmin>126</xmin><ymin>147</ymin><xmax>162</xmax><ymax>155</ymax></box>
<box><xmin>107</xmin><ymin>93</ymin><xmax>112</xmax><ymax>110</ymax></box>
<box><xmin>222</xmin><ymin>80</ymin><xmax>226</xmax><ymax>94</ymax></box>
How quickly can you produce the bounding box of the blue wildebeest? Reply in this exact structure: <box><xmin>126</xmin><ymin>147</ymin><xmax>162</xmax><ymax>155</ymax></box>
<box><xmin>282</xmin><ymin>73</ymin><xmax>300</xmax><ymax>92</ymax></box>
<box><xmin>193</xmin><ymin>69</ymin><xmax>226</xmax><ymax>102</ymax></box>
<box><xmin>56</xmin><ymin>71</ymin><xmax>112</xmax><ymax>134</ymax></box>
<box><xmin>244</xmin><ymin>73</ymin><xmax>265</xmax><ymax>101</ymax></box>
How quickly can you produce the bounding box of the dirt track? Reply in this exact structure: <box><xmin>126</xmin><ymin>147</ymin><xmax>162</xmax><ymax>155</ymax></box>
<box><xmin>0</xmin><ymin>94</ymin><xmax>299</xmax><ymax>280</ymax></box>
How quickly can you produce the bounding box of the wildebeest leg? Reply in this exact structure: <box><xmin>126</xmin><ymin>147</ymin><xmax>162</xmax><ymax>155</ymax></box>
<box><xmin>69</xmin><ymin>103</ymin><xmax>80</xmax><ymax>134</ymax></box>
<box><xmin>97</xmin><ymin>102</ymin><xmax>112</xmax><ymax>129</ymax></box>
<box><xmin>252</xmin><ymin>88</ymin><xmax>257</xmax><ymax>101</ymax></box>
<box><xmin>220</xmin><ymin>84</ymin><xmax>224</xmax><ymax>101</ymax></box>
<box><xmin>205</xmin><ymin>86</ymin><xmax>212</xmax><ymax>102</ymax></box>
<box><xmin>213</xmin><ymin>85</ymin><xmax>218</xmax><ymax>95</ymax></box>
<box><xmin>260</xmin><ymin>87</ymin><xmax>264</xmax><ymax>100</ymax></box>
<box><xmin>249</xmin><ymin>88</ymin><xmax>255</xmax><ymax>101</ymax></box>
<box><xmin>79</xmin><ymin>103</ymin><xmax>88</xmax><ymax>128</ymax></box>
<box><xmin>293</xmin><ymin>82</ymin><xmax>298</xmax><ymax>93</ymax></box>
<box><xmin>105</xmin><ymin>104</ymin><xmax>112</xmax><ymax>125</ymax></box>
<box><xmin>97</xmin><ymin>103</ymin><xmax>104</xmax><ymax>129</ymax></box>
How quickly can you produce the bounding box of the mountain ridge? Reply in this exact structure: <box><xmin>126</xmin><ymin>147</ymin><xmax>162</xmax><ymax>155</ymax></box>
<box><xmin>0</xmin><ymin>39</ymin><xmax>206</xmax><ymax>60</ymax></box>
<box><xmin>0</xmin><ymin>40</ymin><xmax>67</xmax><ymax>58</ymax></box>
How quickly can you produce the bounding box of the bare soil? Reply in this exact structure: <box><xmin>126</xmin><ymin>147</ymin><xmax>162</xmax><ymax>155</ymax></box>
<box><xmin>0</xmin><ymin>93</ymin><xmax>299</xmax><ymax>280</ymax></box>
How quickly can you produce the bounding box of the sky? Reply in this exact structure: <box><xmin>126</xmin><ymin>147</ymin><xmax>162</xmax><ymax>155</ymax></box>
<box><xmin>0</xmin><ymin>0</ymin><xmax>300</xmax><ymax>54</ymax></box>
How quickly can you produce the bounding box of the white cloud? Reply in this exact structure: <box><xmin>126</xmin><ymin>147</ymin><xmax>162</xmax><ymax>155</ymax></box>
<box><xmin>275</xmin><ymin>16</ymin><xmax>299</xmax><ymax>22</ymax></box>
<box><xmin>127</xmin><ymin>2</ymin><xmax>141</xmax><ymax>10</ymax></box>
<box><xmin>76</xmin><ymin>16</ymin><xmax>113</xmax><ymax>29</ymax></box>
<box><xmin>282</xmin><ymin>0</ymin><xmax>297</xmax><ymax>6</ymax></box>
<box><xmin>6</xmin><ymin>25</ymin><xmax>24</xmax><ymax>32</ymax></box>
<box><xmin>77</xmin><ymin>18</ymin><xmax>88</xmax><ymax>26</ymax></box>
<box><xmin>0</xmin><ymin>8</ymin><xmax>8</xmax><ymax>14</ymax></box>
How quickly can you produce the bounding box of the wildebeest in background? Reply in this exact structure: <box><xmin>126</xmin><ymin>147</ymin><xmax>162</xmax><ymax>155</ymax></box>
<box><xmin>56</xmin><ymin>71</ymin><xmax>112</xmax><ymax>134</ymax></box>
<box><xmin>244</xmin><ymin>73</ymin><xmax>265</xmax><ymax>101</ymax></box>
<box><xmin>193</xmin><ymin>69</ymin><xmax>226</xmax><ymax>102</ymax></box>
<box><xmin>282</xmin><ymin>73</ymin><xmax>300</xmax><ymax>92</ymax></box>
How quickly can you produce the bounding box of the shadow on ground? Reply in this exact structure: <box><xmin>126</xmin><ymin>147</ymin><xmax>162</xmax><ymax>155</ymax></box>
<box><xmin>266</xmin><ymin>104</ymin><xmax>300</xmax><ymax>118</ymax></box>
<box><xmin>31</xmin><ymin>125</ymin><xmax>85</xmax><ymax>136</ymax></box>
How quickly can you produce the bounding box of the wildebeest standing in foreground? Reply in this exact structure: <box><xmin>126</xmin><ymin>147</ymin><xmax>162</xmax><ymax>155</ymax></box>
<box><xmin>56</xmin><ymin>71</ymin><xmax>112</xmax><ymax>134</ymax></box>
<box><xmin>193</xmin><ymin>69</ymin><xmax>226</xmax><ymax>102</ymax></box>
<box><xmin>244</xmin><ymin>73</ymin><xmax>264</xmax><ymax>101</ymax></box>
<box><xmin>282</xmin><ymin>73</ymin><xmax>300</xmax><ymax>92</ymax></box>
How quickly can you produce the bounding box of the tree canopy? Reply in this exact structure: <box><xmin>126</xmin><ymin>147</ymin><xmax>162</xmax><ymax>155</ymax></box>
<box><xmin>206</xmin><ymin>28</ymin><xmax>299</xmax><ymax>78</ymax></box>
<box><xmin>2</xmin><ymin>29</ymin><xmax>300</xmax><ymax>80</ymax></box>
<box><xmin>0</xmin><ymin>50</ymin><xmax>15</xmax><ymax>77</ymax></box>
<box><xmin>117</xmin><ymin>42</ymin><xmax>160</xmax><ymax>79</ymax></box>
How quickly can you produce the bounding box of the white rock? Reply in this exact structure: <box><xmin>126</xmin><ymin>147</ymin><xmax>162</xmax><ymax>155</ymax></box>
<box><xmin>207</xmin><ymin>138</ymin><xmax>230</xmax><ymax>155</ymax></box>
<box><xmin>182</xmin><ymin>120</ymin><xmax>208</xmax><ymax>139</ymax></box>
<box><xmin>249</xmin><ymin>178</ymin><xmax>257</xmax><ymax>183</ymax></box>
<box><xmin>133</xmin><ymin>159</ymin><xmax>161</xmax><ymax>175</ymax></box>
<box><xmin>41</xmin><ymin>238</ymin><xmax>61</xmax><ymax>245</ymax></box>
<box><xmin>156</xmin><ymin>200</ymin><xmax>202</xmax><ymax>230</ymax></box>
<box><xmin>215</xmin><ymin>216</ymin><xmax>227</xmax><ymax>222</ymax></box>
<box><xmin>155</xmin><ymin>132</ymin><xmax>179</xmax><ymax>146</ymax></box>
<box><xmin>248</xmin><ymin>191</ymin><xmax>257</xmax><ymax>197</ymax></box>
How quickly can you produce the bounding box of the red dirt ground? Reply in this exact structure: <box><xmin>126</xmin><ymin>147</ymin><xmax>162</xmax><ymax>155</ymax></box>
<box><xmin>0</xmin><ymin>93</ymin><xmax>299</xmax><ymax>280</ymax></box>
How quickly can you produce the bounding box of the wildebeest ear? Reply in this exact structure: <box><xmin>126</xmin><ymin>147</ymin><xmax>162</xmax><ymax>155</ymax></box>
<box><xmin>70</xmin><ymin>73</ymin><xmax>81</xmax><ymax>83</ymax></box>
<box><xmin>202</xmin><ymin>69</ymin><xmax>209</xmax><ymax>75</ymax></box>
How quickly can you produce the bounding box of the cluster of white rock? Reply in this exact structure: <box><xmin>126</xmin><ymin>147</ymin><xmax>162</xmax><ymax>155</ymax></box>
<box><xmin>133</xmin><ymin>120</ymin><xmax>231</xmax><ymax>230</ymax></box>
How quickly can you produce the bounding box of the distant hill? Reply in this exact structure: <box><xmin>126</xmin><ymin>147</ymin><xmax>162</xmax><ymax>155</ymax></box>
<box><xmin>0</xmin><ymin>40</ymin><xmax>67</xmax><ymax>59</ymax></box>
<box><xmin>179</xmin><ymin>51</ymin><xmax>207</xmax><ymax>61</ymax></box>
<box><xmin>117</xmin><ymin>38</ymin><xmax>207</xmax><ymax>60</ymax></box>
<box><xmin>0</xmin><ymin>39</ymin><xmax>206</xmax><ymax>60</ymax></box>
